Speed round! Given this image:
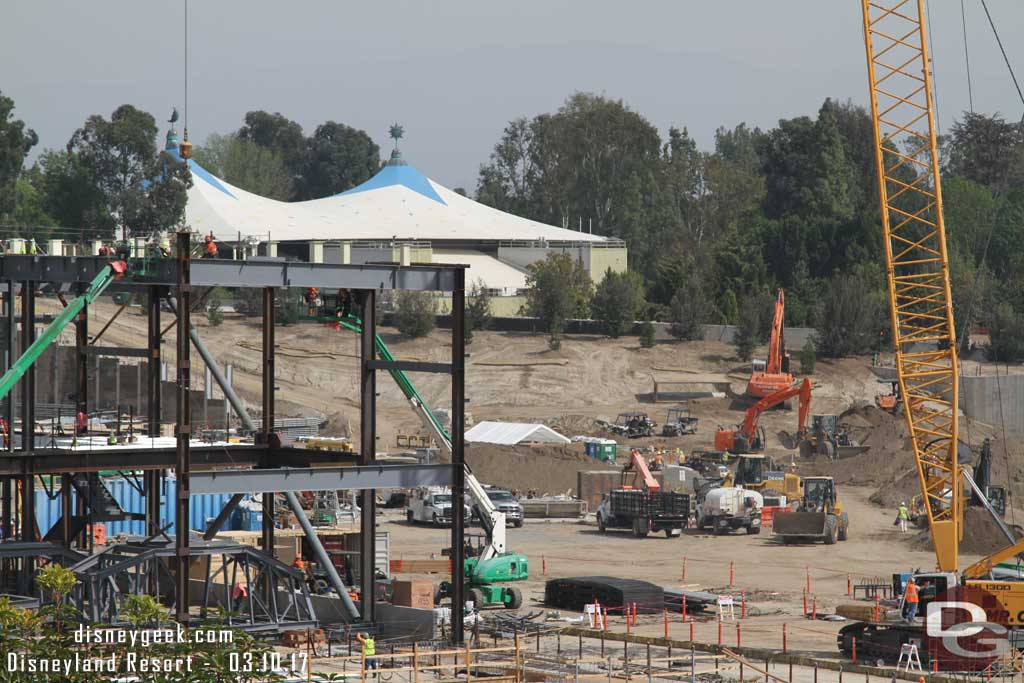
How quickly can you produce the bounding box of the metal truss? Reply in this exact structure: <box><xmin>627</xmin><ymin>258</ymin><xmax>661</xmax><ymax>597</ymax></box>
<box><xmin>861</xmin><ymin>0</ymin><xmax>960</xmax><ymax>570</ymax></box>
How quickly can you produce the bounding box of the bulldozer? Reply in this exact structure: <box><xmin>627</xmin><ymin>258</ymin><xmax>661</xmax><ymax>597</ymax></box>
<box><xmin>797</xmin><ymin>415</ymin><xmax>869</xmax><ymax>460</ymax></box>
<box><xmin>772</xmin><ymin>476</ymin><xmax>849</xmax><ymax>544</ymax></box>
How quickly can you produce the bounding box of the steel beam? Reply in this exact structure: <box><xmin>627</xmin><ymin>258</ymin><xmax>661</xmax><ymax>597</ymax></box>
<box><xmin>360</xmin><ymin>289</ymin><xmax>377</xmax><ymax>623</ymax></box>
<box><xmin>0</xmin><ymin>255</ymin><xmax>462</xmax><ymax>292</ymax></box>
<box><xmin>283</xmin><ymin>490</ymin><xmax>360</xmax><ymax>621</ymax></box>
<box><xmin>365</xmin><ymin>359</ymin><xmax>452</xmax><ymax>374</ymax></box>
<box><xmin>450</xmin><ymin>266</ymin><xmax>467</xmax><ymax>643</ymax></box>
<box><xmin>0</xmin><ymin>444</ymin><xmax>349</xmax><ymax>476</ymax></box>
<box><xmin>82</xmin><ymin>346</ymin><xmax>149</xmax><ymax>358</ymax></box>
<box><xmin>188</xmin><ymin>464</ymin><xmax>453</xmax><ymax>495</ymax></box>
<box><xmin>202</xmin><ymin>492</ymin><xmax>245</xmax><ymax>540</ymax></box>
<box><xmin>174</xmin><ymin>232</ymin><xmax>191</xmax><ymax>622</ymax></box>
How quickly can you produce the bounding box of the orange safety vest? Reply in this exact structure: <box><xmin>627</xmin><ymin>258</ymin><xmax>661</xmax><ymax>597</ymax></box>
<box><xmin>905</xmin><ymin>583</ymin><xmax>919</xmax><ymax>603</ymax></box>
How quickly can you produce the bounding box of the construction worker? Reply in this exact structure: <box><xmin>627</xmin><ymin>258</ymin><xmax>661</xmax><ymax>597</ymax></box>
<box><xmin>204</xmin><ymin>233</ymin><xmax>218</xmax><ymax>258</ymax></box>
<box><xmin>356</xmin><ymin>631</ymin><xmax>378</xmax><ymax>672</ymax></box>
<box><xmin>76</xmin><ymin>411</ymin><xmax>89</xmax><ymax>435</ymax></box>
<box><xmin>27</xmin><ymin>239</ymin><xmax>38</xmax><ymax>255</ymax></box>
<box><xmin>649</xmin><ymin>453</ymin><xmax>663</xmax><ymax>471</ymax></box>
<box><xmin>897</xmin><ymin>501</ymin><xmax>910</xmax><ymax>533</ymax></box>
<box><xmin>903</xmin><ymin>577</ymin><xmax>920</xmax><ymax>621</ymax></box>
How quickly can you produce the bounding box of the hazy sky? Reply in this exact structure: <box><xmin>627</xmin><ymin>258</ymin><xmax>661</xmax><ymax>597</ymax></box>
<box><xmin>2</xmin><ymin>1</ymin><xmax>1022</xmax><ymax>191</ymax></box>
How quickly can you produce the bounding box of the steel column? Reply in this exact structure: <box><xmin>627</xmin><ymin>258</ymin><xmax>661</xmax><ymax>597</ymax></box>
<box><xmin>61</xmin><ymin>473</ymin><xmax>72</xmax><ymax>547</ymax></box>
<box><xmin>4</xmin><ymin>282</ymin><xmax>13</xmax><ymax>454</ymax></box>
<box><xmin>261</xmin><ymin>287</ymin><xmax>276</xmax><ymax>609</ymax></box>
<box><xmin>20</xmin><ymin>283</ymin><xmax>35</xmax><ymax>553</ymax></box>
<box><xmin>261</xmin><ymin>287</ymin><xmax>275</xmax><ymax>556</ymax></box>
<box><xmin>147</xmin><ymin>286</ymin><xmax>162</xmax><ymax>536</ymax></box>
<box><xmin>174</xmin><ymin>232</ymin><xmax>192</xmax><ymax>622</ymax></box>
<box><xmin>359</xmin><ymin>290</ymin><xmax>377</xmax><ymax>624</ymax></box>
<box><xmin>2</xmin><ymin>283</ymin><xmax>13</xmax><ymax>543</ymax></box>
<box><xmin>19</xmin><ymin>282</ymin><xmax>35</xmax><ymax>454</ymax></box>
<box><xmin>451</xmin><ymin>267</ymin><xmax>466</xmax><ymax>643</ymax></box>
<box><xmin>284</xmin><ymin>490</ymin><xmax>360</xmax><ymax>621</ymax></box>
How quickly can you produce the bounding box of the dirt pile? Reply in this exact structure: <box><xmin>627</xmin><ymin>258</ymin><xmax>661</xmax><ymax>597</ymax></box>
<box><xmin>910</xmin><ymin>506</ymin><xmax>1022</xmax><ymax>555</ymax></box>
<box><xmin>458</xmin><ymin>443</ymin><xmax>601</xmax><ymax>496</ymax></box>
<box><xmin>800</xmin><ymin>405</ymin><xmax>917</xmax><ymax>504</ymax></box>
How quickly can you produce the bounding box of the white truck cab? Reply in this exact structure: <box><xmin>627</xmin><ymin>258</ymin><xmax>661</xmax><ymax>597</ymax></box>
<box><xmin>407</xmin><ymin>487</ymin><xmax>462</xmax><ymax>527</ymax></box>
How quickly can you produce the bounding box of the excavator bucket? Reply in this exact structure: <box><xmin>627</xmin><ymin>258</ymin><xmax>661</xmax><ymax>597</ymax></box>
<box><xmin>772</xmin><ymin>511</ymin><xmax>828</xmax><ymax>538</ymax></box>
<box><xmin>835</xmin><ymin>445</ymin><xmax>870</xmax><ymax>459</ymax></box>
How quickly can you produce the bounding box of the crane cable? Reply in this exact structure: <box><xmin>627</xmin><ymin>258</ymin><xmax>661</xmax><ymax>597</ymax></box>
<box><xmin>960</xmin><ymin>0</ymin><xmax>974</xmax><ymax>113</ymax></box>
<box><xmin>950</xmin><ymin>0</ymin><xmax>1024</xmax><ymax>528</ymax></box>
<box><xmin>979</xmin><ymin>0</ymin><xmax>1024</xmax><ymax>108</ymax></box>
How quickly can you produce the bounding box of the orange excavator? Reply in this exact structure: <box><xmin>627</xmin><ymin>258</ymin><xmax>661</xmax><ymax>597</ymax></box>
<box><xmin>747</xmin><ymin>289</ymin><xmax>793</xmax><ymax>398</ymax></box>
<box><xmin>715</xmin><ymin>378</ymin><xmax>812</xmax><ymax>454</ymax></box>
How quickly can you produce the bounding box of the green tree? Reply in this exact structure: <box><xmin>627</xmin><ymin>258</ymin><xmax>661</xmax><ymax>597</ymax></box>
<box><xmin>523</xmin><ymin>252</ymin><xmax>593</xmax><ymax>349</ymax></box>
<box><xmin>300</xmin><ymin>121</ymin><xmax>380</xmax><ymax>199</ymax></box>
<box><xmin>465</xmin><ymin>278</ymin><xmax>493</xmax><ymax>345</ymax></box>
<box><xmin>67</xmin><ymin>105</ymin><xmax>191</xmax><ymax>237</ymax></box>
<box><xmin>733</xmin><ymin>295</ymin><xmax>761</xmax><ymax>362</ymax></box>
<box><xmin>0</xmin><ymin>90</ymin><xmax>38</xmax><ymax>221</ymax></box>
<box><xmin>668</xmin><ymin>275</ymin><xmax>707</xmax><ymax>340</ymax></box>
<box><xmin>639</xmin><ymin>321</ymin><xmax>656</xmax><ymax>348</ymax></box>
<box><xmin>800</xmin><ymin>338</ymin><xmax>817</xmax><ymax>375</ymax></box>
<box><xmin>592</xmin><ymin>269</ymin><xmax>645</xmax><ymax>337</ymax></box>
<box><xmin>478</xmin><ymin>93</ymin><xmax>663</xmax><ymax>267</ymax></box>
<box><xmin>193</xmin><ymin>133</ymin><xmax>294</xmax><ymax>199</ymax></box>
<box><xmin>237</xmin><ymin>109</ymin><xmax>307</xmax><ymax>194</ymax></box>
<box><xmin>812</xmin><ymin>272</ymin><xmax>885</xmax><ymax>357</ymax></box>
<box><xmin>394</xmin><ymin>290</ymin><xmax>437</xmax><ymax>338</ymax></box>
<box><xmin>32</xmin><ymin>149</ymin><xmax>112</xmax><ymax>234</ymax></box>
<box><xmin>945</xmin><ymin>112</ymin><xmax>1024</xmax><ymax>192</ymax></box>
<box><xmin>206</xmin><ymin>294</ymin><xmax>224</xmax><ymax>326</ymax></box>
<box><xmin>988</xmin><ymin>303</ymin><xmax>1024</xmax><ymax>362</ymax></box>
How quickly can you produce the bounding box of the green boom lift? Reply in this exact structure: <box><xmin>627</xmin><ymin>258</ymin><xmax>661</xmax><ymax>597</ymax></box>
<box><xmin>337</xmin><ymin>314</ymin><xmax>528</xmax><ymax>609</ymax></box>
<box><xmin>0</xmin><ymin>261</ymin><xmax>127</xmax><ymax>406</ymax></box>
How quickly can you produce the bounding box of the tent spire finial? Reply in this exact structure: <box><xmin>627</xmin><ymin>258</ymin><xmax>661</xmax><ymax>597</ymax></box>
<box><xmin>387</xmin><ymin>123</ymin><xmax>406</xmax><ymax>165</ymax></box>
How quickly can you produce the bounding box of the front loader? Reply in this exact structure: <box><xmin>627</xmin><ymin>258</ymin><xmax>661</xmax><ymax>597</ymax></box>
<box><xmin>772</xmin><ymin>476</ymin><xmax>849</xmax><ymax>544</ymax></box>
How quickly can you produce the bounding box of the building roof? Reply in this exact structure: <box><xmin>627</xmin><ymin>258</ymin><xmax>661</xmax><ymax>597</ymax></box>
<box><xmin>431</xmin><ymin>249</ymin><xmax>527</xmax><ymax>294</ymax></box>
<box><xmin>182</xmin><ymin>146</ymin><xmax>611</xmax><ymax>245</ymax></box>
<box><xmin>465</xmin><ymin>421</ymin><xmax>571</xmax><ymax>446</ymax></box>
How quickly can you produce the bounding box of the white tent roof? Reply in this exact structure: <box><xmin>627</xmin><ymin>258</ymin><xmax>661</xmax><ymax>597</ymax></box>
<box><xmin>184</xmin><ymin>154</ymin><xmax>610</xmax><ymax>245</ymax></box>
<box><xmin>465</xmin><ymin>421</ymin><xmax>571</xmax><ymax>446</ymax></box>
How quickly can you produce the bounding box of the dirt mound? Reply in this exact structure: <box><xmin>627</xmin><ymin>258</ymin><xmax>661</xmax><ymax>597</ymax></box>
<box><xmin>910</xmin><ymin>507</ymin><xmax>1021</xmax><ymax>555</ymax></box>
<box><xmin>800</xmin><ymin>405</ymin><xmax>916</xmax><ymax>503</ymax></box>
<box><xmin>458</xmin><ymin>443</ymin><xmax>600</xmax><ymax>496</ymax></box>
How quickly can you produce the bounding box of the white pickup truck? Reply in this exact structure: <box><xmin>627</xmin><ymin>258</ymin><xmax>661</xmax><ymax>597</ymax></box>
<box><xmin>407</xmin><ymin>487</ymin><xmax>467</xmax><ymax>527</ymax></box>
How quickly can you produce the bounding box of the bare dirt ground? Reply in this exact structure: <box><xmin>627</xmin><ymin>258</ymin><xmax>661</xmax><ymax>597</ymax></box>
<box><xmin>41</xmin><ymin>298</ymin><xmax>1024</xmax><ymax>661</ymax></box>
<box><xmin>383</xmin><ymin>486</ymin><xmax>983</xmax><ymax>660</ymax></box>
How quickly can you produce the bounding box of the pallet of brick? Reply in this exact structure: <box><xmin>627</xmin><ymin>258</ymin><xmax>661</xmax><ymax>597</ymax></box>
<box><xmin>391</xmin><ymin>579</ymin><xmax>436</xmax><ymax>609</ymax></box>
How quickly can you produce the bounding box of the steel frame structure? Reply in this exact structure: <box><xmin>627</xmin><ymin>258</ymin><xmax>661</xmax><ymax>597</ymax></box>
<box><xmin>861</xmin><ymin>0</ymin><xmax>960</xmax><ymax>570</ymax></box>
<box><xmin>0</xmin><ymin>236</ymin><xmax>469</xmax><ymax>638</ymax></box>
<box><xmin>65</xmin><ymin>538</ymin><xmax>317</xmax><ymax>632</ymax></box>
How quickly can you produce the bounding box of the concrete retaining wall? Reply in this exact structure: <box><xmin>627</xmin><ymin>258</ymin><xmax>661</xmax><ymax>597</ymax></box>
<box><xmin>961</xmin><ymin>373</ymin><xmax>1024</xmax><ymax>434</ymax></box>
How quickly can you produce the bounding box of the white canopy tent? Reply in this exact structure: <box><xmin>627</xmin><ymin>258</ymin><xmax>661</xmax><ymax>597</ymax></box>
<box><xmin>465</xmin><ymin>421</ymin><xmax>571</xmax><ymax>446</ymax></box>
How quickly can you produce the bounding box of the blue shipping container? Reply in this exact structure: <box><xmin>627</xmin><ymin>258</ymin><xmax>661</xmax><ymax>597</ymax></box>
<box><xmin>34</xmin><ymin>476</ymin><xmax>240</xmax><ymax>539</ymax></box>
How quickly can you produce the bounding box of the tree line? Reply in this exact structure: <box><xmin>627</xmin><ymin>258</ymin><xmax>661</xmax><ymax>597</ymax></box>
<box><xmin>478</xmin><ymin>93</ymin><xmax>1024</xmax><ymax>360</ymax></box>
<box><xmin>2</xmin><ymin>89</ymin><xmax>1023</xmax><ymax>359</ymax></box>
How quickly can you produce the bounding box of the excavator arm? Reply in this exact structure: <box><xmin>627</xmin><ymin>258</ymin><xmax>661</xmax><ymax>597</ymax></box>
<box><xmin>739</xmin><ymin>378</ymin><xmax>811</xmax><ymax>439</ymax></box>
<box><xmin>766</xmin><ymin>289</ymin><xmax>786</xmax><ymax>375</ymax></box>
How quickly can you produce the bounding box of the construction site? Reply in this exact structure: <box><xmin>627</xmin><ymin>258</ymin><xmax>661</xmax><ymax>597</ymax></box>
<box><xmin>2</xmin><ymin>1</ymin><xmax>1024</xmax><ymax>682</ymax></box>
